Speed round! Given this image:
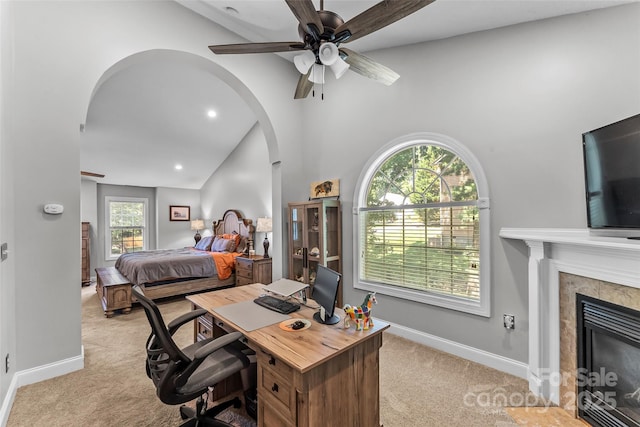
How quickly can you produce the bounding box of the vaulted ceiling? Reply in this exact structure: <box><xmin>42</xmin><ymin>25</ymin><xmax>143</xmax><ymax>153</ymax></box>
<box><xmin>80</xmin><ymin>0</ymin><xmax>635</xmax><ymax>189</ymax></box>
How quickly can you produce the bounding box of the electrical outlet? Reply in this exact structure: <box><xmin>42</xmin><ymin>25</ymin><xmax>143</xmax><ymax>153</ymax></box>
<box><xmin>503</xmin><ymin>314</ymin><xmax>515</xmax><ymax>330</ymax></box>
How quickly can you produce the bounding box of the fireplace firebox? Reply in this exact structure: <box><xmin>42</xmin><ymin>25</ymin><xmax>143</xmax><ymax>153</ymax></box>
<box><xmin>577</xmin><ymin>294</ymin><xmax>640</xmax><ymax>427</ymax></box>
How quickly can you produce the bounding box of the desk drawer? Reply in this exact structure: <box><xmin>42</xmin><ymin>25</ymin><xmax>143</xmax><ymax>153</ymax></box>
<box><xmin>259</xmin><ymin>394</ymin><xmax>295</xmax><ymax>427</ymax></box>
<box><xmin>257</xmin><ymin>351</ymin><xmax>296</xmax><ymax>421</ymax></box>
<box><xmin>196</xmin><ymin>314</ymin><xmax>214</xmax><ymax>341</ymax></box>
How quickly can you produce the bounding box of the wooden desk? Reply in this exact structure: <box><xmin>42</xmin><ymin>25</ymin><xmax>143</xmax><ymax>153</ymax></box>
<box><xmin>187</xmin><ymin>284</ymin><xmax>389</xmax><ymax>427</ymax></box>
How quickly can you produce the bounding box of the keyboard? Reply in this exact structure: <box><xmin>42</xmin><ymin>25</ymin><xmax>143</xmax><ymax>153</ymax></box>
<box><xmin>254</xmin><ymin>295</ymin><xmax>301</xmax><ymax>314</ymax></box>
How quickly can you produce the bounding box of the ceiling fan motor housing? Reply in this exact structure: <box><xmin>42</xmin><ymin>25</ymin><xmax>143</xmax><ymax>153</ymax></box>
<box><xmin>298</xmin><ymin>9</ymin><xmax>345</xmax><ymax>47</ymax></box>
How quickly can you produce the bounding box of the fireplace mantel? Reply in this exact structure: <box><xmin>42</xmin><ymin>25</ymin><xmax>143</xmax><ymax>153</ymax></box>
<box><xmin>500</xmin><ymin>228</ymin><xmax>640</xmax><ymax>404</ymax></box>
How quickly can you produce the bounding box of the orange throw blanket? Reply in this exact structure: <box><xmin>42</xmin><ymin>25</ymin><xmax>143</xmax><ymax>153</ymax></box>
<box><xmin>211</xmin><ymin>252</ymin><xmax>241</xmax><ymax>280</ymax></box>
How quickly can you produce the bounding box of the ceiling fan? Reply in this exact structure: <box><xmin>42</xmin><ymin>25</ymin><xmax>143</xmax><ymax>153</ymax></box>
<box><xmin>208</xmin><ymin>0</ymin><xmax>436</xmax><ymax>99</ymax></box>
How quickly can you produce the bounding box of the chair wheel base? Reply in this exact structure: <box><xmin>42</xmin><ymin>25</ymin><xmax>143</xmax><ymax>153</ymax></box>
<box><xmin>180</xmin><ymin>405</ymin><xmax>195</xmax><ymax>420</ymax></box>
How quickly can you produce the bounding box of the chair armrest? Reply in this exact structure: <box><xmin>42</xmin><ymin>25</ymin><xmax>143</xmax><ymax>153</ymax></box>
<box><xmin>167</xmin><ymin>308</ymin><xmax>208</xmax><ymax>335</ymax></box>
<box><xmin>193</xmin><ymin>331</ymin><xmax>244</xmax><ymax>360</ymax></box>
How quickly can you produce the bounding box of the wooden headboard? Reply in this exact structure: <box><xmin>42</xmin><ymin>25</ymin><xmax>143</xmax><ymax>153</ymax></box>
<box><xmin>212</xmin><ymin>209</ymin><xmax>254</xmax><ymax>252</ymax></box>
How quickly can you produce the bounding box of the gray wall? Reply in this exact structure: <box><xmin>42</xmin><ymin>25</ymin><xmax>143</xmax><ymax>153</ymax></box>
<box><xmin>200</xmin><ymin>122</ymin><xmax>272</xmax><ymax>255</ymax></box>
<box><xmin>299</xmin><ymin>4</ymin><xmax>640</xmax><ymax>363</ymax></box>
<box><xmin>1</xmin><ymin>0</ymin><xmax>299</xmax><ymax>409</ymax></box>
<box><xmin>156</xmin><ymin>187</ymin><xmax>201</xmax><ymax>249</ymax></box>
<box><xmin>0</xmin><ymin>0</ymin><xmax>16</xmax><ymax>406</ymax></box>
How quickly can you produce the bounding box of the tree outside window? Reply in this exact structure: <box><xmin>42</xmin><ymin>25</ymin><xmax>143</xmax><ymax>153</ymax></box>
<box><xmin>356</xmin><ymin>134</ymin><xmax>490</xmax><ymax>316</ymax></box>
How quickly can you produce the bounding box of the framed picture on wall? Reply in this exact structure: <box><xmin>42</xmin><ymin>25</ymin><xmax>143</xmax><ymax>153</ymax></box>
<box><xmin>169</xmin><ymin>205</ymin><xmax>190</xmax><ymax>221</ymax></box>
<box><xmin>310</xmin><ymin>179</ymin><xmax>340</xmax><ymax>199</ymax></box>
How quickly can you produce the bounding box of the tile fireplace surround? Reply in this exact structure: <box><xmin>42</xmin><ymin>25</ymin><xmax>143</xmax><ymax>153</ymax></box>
<box><xmin>500</xmin><ymin>228</ymin><xmax>640</xmax><ymax>418</ymax></box>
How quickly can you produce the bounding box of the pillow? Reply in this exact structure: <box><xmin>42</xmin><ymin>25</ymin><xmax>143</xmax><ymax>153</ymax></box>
<box><xmin>211</xmin><ymin>236</ymin><xmax>235</xmax><ymax>252</ymax></box>
<box><xmin>236</xmin><ymin>236</ymin><xmax>248</xmax><ymax>254</ymax></box>
<box><xmin>222</xmin><ymin>233</ymin><xmax>241</xmax><ymax>252</ymax></box>
<box><xmin>194</xmin><ymin>235</ymin><xmax>214</xmax><ymax>251</ymax></box>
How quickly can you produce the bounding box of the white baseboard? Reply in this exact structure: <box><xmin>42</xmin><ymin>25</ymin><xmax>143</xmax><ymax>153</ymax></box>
<box><xmin>0</xmin><ymin>346</ymin><xmax>84</xmax><ymax>427</ymax></box>
<box><xmin>382</xmin><ymin>320</ymin><xmax>528</xmax><ymax>380</ymax></box>
<box><xmin>0</xmin><ymin>374</ymin><xmax>18</xmax><ymax>427</ymax></box>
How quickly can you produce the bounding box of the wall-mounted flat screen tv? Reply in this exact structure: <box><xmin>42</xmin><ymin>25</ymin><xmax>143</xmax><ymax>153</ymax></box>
<box><xmin>582</xmin><ymin>113</ymin><xmax>640</xmax><ymax>238</ymax></box>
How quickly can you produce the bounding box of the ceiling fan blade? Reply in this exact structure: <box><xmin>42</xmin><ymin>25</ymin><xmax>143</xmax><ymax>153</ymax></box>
<box><xmin>335</xmin><ymin>0</ymin><xmax>435</xmax><ymax>44</ymax></box>
<box><xmin>285</xmin><ymin>0</ymin><xmax>324</xmax><ymax>39</ymax></box>
<box><xmin>294</xmin><ymin>70</ymin><xmax>314</xmax><ymax>99</ymax></box>
<box><xmin>209</xmin><ymin>42</ymin><xmax>306</xmax><ymax>55</ymax></box>
<box><xmin>340</xmin><ymin>48</ymin><xmax>399</xmax><ymax>86</ymax></box>
<box><xmin>81</xmin><ymin>171</ymin><xmax>105</xmax><ymax>178</ymax></box>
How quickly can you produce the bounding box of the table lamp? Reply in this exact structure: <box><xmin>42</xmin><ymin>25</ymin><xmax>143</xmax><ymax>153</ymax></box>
<box><xmin>255</xmin><ymin>217</ymin><xmax>272</xmax><ymax>258</ymax></box>
<box><xmin>190</xmin><ymin>219</ymin><xmax>205</xmax><ymax>244</ymax></box>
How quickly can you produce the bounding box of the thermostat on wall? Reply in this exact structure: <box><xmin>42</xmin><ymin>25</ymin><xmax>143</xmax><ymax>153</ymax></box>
<box><xmin>44</xmin><ymin>204</ymin><xmax>64</xmax><ymax>215</ymax></box>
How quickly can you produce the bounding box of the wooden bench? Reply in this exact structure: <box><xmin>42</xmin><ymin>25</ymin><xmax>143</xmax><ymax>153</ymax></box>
<box><xmin>95</xmin><ymin>267</ymin><xmax>132</xmax><ymax>318</ymax></box>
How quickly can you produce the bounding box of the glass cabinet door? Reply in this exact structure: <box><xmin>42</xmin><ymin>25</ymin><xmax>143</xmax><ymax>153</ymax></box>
<box><xmin>306</xmin><ymin>204</ymin><xmax>321</xmax><ymax>285</ymax></box>
<box><xmin>290</xmin><ymin>206</ymin><xmax>305</xmax><ymax>282</ymax></box>
<box><xmin>288</xmin><ymin>200</ymin><xmax>342</xmax><ymax>304</ymax></box>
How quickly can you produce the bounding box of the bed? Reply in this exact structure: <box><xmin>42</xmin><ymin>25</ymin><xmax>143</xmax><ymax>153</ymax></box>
<box><xmin>95</xmin><ymin>209</ymin><xmax>254</xmax><ymax>317</ymax></box>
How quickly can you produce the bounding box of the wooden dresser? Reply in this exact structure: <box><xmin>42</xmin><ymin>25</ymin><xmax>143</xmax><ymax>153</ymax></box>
<box><xmin>81</xmin><ymin>222</ymin><xmax>90</xmax><ymax>286</ymax></box>
<box><xmin>235</xmin><ymin>255</ymin><xmax>272</xmax><ymax>286</ymax></box>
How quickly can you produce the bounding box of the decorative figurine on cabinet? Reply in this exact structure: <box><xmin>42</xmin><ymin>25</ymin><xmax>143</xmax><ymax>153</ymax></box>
<box><xmin>343</xmin><ymin>304</ymin><xmax>363</xmax><ymax>331</ymax></box>
<box><xmin>343</xmin><ymin>292</ymin><xmax>377</xmax><ymax>331</ymax></box>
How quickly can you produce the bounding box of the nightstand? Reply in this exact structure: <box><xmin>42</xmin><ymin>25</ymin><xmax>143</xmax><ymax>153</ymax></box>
<box><xmin>235</xmin><ymin>255</ymin><xmax>272</xmax><ymax>286</ymax></box>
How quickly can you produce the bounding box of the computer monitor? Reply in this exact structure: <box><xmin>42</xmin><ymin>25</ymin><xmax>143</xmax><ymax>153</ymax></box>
<box><xmin>311</xmin><ymin>265</ymin><xmax>342</xmax><ymax>325</ymax></box>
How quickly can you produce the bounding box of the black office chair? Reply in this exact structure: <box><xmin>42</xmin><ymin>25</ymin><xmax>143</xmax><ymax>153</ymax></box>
<box><xmin>132</xmin><ymin>285</ymin><xmax>253</xmax><ymax>427</ymax></box>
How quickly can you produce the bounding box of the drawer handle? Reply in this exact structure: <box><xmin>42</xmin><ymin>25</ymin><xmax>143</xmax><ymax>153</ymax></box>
<box><xmin>217</xmin><ymin>322</ymin><xmax>224</xmax><ymax>327</ymax></box>
<box><xmin>269</xmin><ymin>356</ymin><xmax>276</xmax><ymax>365</ymax></box>
<box><xmin>272</xmin><ymin>383</ymin><xmax>279</xmax><ymax>393</ymax></box>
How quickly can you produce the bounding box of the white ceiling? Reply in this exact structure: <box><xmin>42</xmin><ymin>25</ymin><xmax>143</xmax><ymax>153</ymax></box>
<box><xmin>82</xmin><ymin>53</ymin><xmax>256</xmax><ymax>189</ymax></box>
<box><xmin>81</xmin><ymin>0</ymin><xmax>636</xmax><ymax>189</ymax></box>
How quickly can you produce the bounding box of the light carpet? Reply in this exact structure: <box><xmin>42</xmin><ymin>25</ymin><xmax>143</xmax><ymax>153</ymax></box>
<box><xmin>7</xmin><ymin>284</ymin><xmax>542</xmax><ymax>426</ymax></box>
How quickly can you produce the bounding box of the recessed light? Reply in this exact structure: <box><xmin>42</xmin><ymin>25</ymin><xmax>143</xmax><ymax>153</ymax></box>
<box><xmin>175</xmin><ymin>164</ymin><xmax>183</xmax><ymax>170</ymax></box>
<box><xmin>207</xmin><ymin>110</ymin><xmax>217</xmax><ymax>118</ymax></box>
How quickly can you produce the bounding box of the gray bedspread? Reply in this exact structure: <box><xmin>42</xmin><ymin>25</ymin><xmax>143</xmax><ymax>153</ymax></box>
<box><xmin>115</xmin><ymin>248</ymin><xmax>217</xmax><ymax>285</ymax></box>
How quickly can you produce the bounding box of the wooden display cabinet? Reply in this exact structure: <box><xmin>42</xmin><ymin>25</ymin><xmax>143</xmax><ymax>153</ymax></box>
<box><xmin>288</xmin><ymin>200</ymin><xmax>342</xmax><ymax>306</ymax></box>
<box><xmin>81</xmin><ymin>222</ymin><xmax>90</xmax><ymax>286</ymax></box>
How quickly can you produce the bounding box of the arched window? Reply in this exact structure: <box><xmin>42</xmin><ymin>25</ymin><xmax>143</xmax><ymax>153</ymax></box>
<box><xmin>354</xmin><ymin>133</ymin><xmax>490</xmax><ymax>316</ymax></box>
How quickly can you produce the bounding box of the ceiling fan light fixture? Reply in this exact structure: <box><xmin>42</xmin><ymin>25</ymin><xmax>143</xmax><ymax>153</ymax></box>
<box><xmin>318</xmin><ymin>42</ymin><xmax>339</xmax><ymax>66</ymax></box>
<box><xmin>329</xmin><ymin>57</ymin><xmax>350</xmax><ymax>79</ymax></box>
<box><xmin>294</xmin><ymin>50</ymin><xmax>316</xmax><ymax>74</ymax></box>
<box><xmin>318</xmin><ymin>42</ymin><xmax>350</xmax><ymax>79</ymax></box>
<box><xmin>308</xmin><ymin>64</ymin><xmax>325</xmax><ymax>84</ymax></box>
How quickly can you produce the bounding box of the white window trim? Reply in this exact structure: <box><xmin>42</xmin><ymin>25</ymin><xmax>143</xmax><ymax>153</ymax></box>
<box><xmin>353</xmin><ymin>132</ymin><xmax>491</xmax><ymax>317</ymax></box>
<box><xmin>104</xmin><ymin>196</ymin><xmax>149</xmax><ymax>261</ymax></box>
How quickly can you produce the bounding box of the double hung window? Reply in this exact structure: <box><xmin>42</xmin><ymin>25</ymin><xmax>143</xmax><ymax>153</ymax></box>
<box><xmin>105</xmin><ymin>196</ymin><xmax>148</xmax><ymax>260</ymax></box>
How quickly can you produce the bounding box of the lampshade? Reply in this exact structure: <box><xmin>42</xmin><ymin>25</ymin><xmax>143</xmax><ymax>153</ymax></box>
<box><xmin>329</xmin><ymin>58</ymin><xmax>350</xmax><ymax>79</ymax></box>
<box><xmin>294</xmin><ymin>50</ymin><xmax>316</xmax><ymax>74</ymax></box>
<box><xmin>190</xmin><ymin>219</ymin><xmax>205</xmax><ymax>231</ymax></box>
<box><xmin>255</xmin><ymin>217</ymin><xmax>272</xmax><ymax>233</ymax></box>
<box><xmin>318</xmin><ymin>42</ymin><xmax>339</xmax><ymax>66</ymax></box>
<box><xmin>308</xmin><ymin>64</ymin><xmax>325</xmax><ymax>84</ymax></box>
<box><xmin>318</xmin><ymin>42</ymin><xmax>350</xmax><ymax>79</ymax></box>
